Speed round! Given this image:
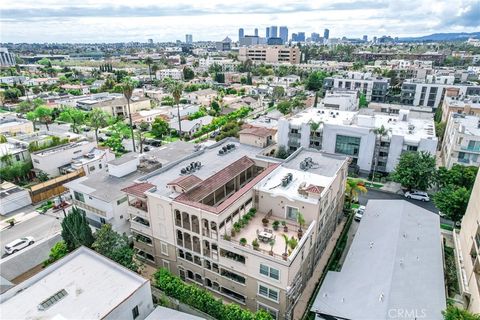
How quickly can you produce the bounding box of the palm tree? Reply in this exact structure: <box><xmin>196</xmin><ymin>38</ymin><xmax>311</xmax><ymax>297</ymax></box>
<box><xmin>345</xmin><ymin>178</ymin><xmax>367</xmax><ymax>209</ymax></box>
<box><xmin>0</xmin><ymin>153</ymin><xmax>13</xmax><ymax>166</ymax></box>
<box><xmin>144</xmin><ymin>57</ymin><xmax>154</xmax><ymax>82</ymax></box>
<box><xmin>122</xmin><ymin>78</ymin><xmax>136</xmax><ymax>152</ymax></box>
<box><xmin>282</xmin><ymin>234</ymin><xmax>289</xmax><ymax>259</ymax></box>
<box><xmin>0</xmin><ymin>134</ymin><xmax>7</xmax><ymax>143</ymax></box>
<box><xmin>296</xmin><ymin>212</ymin><xmax>305</xmax><ymax>238</ymax></box>
<box><xmin>169</xmin><ymin>81</ymin><xmax>184</xmax><ymax>136</ymax></box>
<box><xmin>370</xmin><ymin>125</ymin><xmax>390</xmax><ymax>183</ymax></box>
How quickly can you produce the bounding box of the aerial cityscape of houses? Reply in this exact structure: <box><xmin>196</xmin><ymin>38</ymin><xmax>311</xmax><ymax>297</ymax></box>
<box><xmin>1</xmin><ymin>7</ymin><xmax>480</xmax><ymax>320</ymax></box>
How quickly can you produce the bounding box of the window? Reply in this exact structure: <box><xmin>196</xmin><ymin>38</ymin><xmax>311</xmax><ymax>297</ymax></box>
<box><xmin>162</xmin><ymin>260</ymin><xmax>170</xmax><ymax>271</ymax></box>
<box><xmin>117</xmin><ymin>197</ymin><xmax>127</xmax><ymax>205</ymax></box>
<box><xmin>258</xmin><ymin>284</ymin><xmax>279</xmax><ymax>302</ymax></box>
<box><xmin>73</xmin><ymin>191</ymin><xmax>85</xmax><ymax>202</ymax></box>
<box><xmin>89</xmin><ymin>166</ymin><xmax>95</xmax><ymax>172</ymax></box>
<box><xmin>34</xmin><ymin>159</ymin><xmax>40</xmax><ymax>164</ymax></box>
<box><xmin>99</xmin><ymin>163</ymin><xmax>102</xmax><ymax>169</ymax></box>
<box><xmin>132</xmin><ymin>306</ymin><xmax>139</xmax><ymax>319</ymax></box>
<box><xmin>160</xmin><ymin>242</ymin><xmax>168</xmax><ymax>256</ymax></box>
<box><xmin>286</xmin><ymin>206</ymin><xmax>298</xmax><ymax>221</ymax></box>
<box><xmin>258</xmin><ymin>303</ymin><xmax>278</xmax><ymax>320</ymax></box>
<box><xmin>406</xmin><ymin>145</ymin><xmax>418</xmax><ymax>151</ymax></box>
<box><xmin>260</xmin><ymin>264</ymin><xmax>280</xmax><ymax>280</ymax></box>
<box><xmin>38</xmin><ymin>289</ymin><xmax>68</xmax><ymax>311</ymax></box>
<box><xmin>335</xmin><ymin>135</ymin><xmax>361</xmax><ymax>157</ymax></box>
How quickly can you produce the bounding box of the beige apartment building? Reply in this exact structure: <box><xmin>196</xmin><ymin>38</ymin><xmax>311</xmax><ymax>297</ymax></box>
<box><xmin>441</xmin><ymin>95</ymin><xmax>480</xmax><ymax>123</ymax></box>
<box><xmin>454</xmin><ymin>169</ymin><xmax>480</xmax><ymax>314</ymax></box>
<box><xmin>238</xmin><ymin>46</ymin><xmax>301</xmax><ymax>64</ymax></box>
<box><xmin>121</xmin><ymin>139</ymin><xmax>348</xmax><ymax>320</ymax></box>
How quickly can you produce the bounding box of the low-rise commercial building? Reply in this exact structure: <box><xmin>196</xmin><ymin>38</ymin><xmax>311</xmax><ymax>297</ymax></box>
<box><xmin>323</xmin><ymin>72</ymin><xmax>390</xmax><ymax>102</ymax></box>
<box><xmin>441</xmin><ymin>113</ymin><xmax>480</xmax><ymax>168</ymax></box>
<box><xmin>311</xmin><ymin>200</ymin><xmax>446</xmax><ymax>320</ymax></box>
<box><xmin>121</xmin><ymin>139</ymin><xmax>348</xmax><ymax>319</ymax></box>
<box><xmin>278</xmin><ymin>108</ymin><xmax>437</xmax><ymax>174</ymax></box>
<box><xmin>156</xmin><ymin>68</ymin><xmax>183</xmax><ymax>80</ymax></box>
<box><xmin>453</xmin><ymin>169</ymin><xmax>480</xmax><ymax>314</ymax></box>
<box><xmin>238</xmin><ymin>46</ymin><xmax>300</xmax><ymax>64</ymax></box>
<box><xmin>0</xmin><ymin>247</ymin><xmax>154</xmax><ymax>320</ymax></box>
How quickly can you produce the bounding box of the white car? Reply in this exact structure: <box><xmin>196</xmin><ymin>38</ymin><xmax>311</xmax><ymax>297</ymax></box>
<box><xmin>354</xmin><ymin>205</ymin><xmax>366</xmax><ymax>221</ymax></box>
<box><xmin>404</xmin><ymin>190</ymin><xmax>430</xmax><ymax>202</ymax></box>
<box><xmin>4</xmin><ymin>237</ymin><xmax>35</xmax><ymax>255</ymax></box>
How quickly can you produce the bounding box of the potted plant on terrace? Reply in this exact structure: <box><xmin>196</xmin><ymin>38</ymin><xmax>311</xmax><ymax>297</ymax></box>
<box><xmin>252</xmin><ymin>239</ymin><xmax>260</xmax><ymax>250</ymax></box>
<box><xmin>272</xmin><ymin>220</ymin><xmax>280</xmax><ymax>231</ymax></box>
<box><xmin>262</xmin><ymin>218</ymin><xmax>269</xmax><ymax>227</ymax></box>
<box><xmin>281</xmin><ymin>220</ymin><xmax>288</xmax><ymax>232</ymax></box>
<box><xmin>240</xmin><ymin>238</ymin><xmax>247</xmax><ymax>246</ymax></box>
<box><xmin>297</xmin><ymin>212</ymin><xmax>305</xmax><ymax>239</ymax></box>
<box><xmin>269</xmin><ymin>239</ymin><xmax>275</xmax><ymax>256</ymax></box>
<box><xmin>282</xmin><ymin>234</ymin><xmax>289</xmax><ymax>260</ymax></box>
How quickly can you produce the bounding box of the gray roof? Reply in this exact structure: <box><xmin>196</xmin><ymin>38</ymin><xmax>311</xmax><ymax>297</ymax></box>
<box><xmin>145</xmin><ymin>306</ymin><xmax>205</xmax><ymax>320</ymax></box>
<box><xmin>65</xmin><ymin>141</ymin><xmax>197</xmax><ymax>202</ymax></box>
<box><xmin>283</xmin><ymin>148</ymin><xmax>347</xmax><ymax>178</ymax></box>
<box><xmin>311</xmin><ymin>200</ymin><xmax>446</xmax><ymax>320</ymax></box>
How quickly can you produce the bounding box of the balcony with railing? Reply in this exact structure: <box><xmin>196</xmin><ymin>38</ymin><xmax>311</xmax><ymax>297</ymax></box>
<box><xmin>127</xmin><ymin>199</ymin><xmax>148</xmax><ymax>218</ymax></box>
<box><xmin>461</xmin><ymin>145</ymin><xmax>480</xmax><ymax>153</ymax></box>
<box><xmin>131</xmin><ymin>216</ymin><xmax>152</xmax><ymax>235</ymax></box>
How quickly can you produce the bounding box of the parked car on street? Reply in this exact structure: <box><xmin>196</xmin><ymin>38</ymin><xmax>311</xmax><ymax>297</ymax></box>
<box><xmin>404</xmin><ymin>190</ymin><xmax>430</xmax><ymax>202</ymax></box>
<box><xmin>354</xmin><ymin>205</ymin><xmax>366</xmax><ymax>221</ymax></box>
<box><xmin>4</xmin><ymin>237</ymin><xmax>35</xmax><ymax>255</ymax></box>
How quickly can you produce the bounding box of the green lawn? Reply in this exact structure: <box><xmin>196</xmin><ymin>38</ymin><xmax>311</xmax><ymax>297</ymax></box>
<box><xmin>162</xmin><ymin>136</ymin><xmax>180</xmax><ymax>143</ymax></box>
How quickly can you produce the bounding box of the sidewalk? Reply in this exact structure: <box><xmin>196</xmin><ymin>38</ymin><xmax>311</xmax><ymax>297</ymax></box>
<box><xmin>293</xmin><ymin>218</ymin><xmax>346</xmax><ymax>320</ymax></box>
<box><xmin>0</xmin><ymin>211</ymin><xmax>39</xmax><ymax>230</ymax></box>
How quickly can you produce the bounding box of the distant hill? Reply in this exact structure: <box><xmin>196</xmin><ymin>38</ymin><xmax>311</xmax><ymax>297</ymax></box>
<box><xmin>400</xmin><ymin>32</ymin><xmax>480</xmax><ymax>42</ymax></box>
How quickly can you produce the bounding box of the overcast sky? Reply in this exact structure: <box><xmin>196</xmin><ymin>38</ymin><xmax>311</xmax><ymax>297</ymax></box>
<box><xmin>1</xmin><ymin>0</ymin><xmax>479</xmax><ymax>43</ymax></box>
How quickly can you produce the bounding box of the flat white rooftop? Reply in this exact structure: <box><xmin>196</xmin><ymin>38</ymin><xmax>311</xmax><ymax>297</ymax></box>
<box><xmin>451</xmin><ymin>114</ymin><xmax>480</xmax><ymax>136</ymax></box>
<box><xmin>0</xmin><ymin>247</ymin><xmax>148</xmax><ymax>320</ymax></box>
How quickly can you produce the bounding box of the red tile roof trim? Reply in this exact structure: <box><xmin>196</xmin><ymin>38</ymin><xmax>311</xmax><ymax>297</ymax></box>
<box><xmin>121</xmin><ymin>182</ymin><xmax>156</xmax><ymax>198</ymax></box>
<box><xmin>174</xmin><ymin>163</ymin><xmax>280</xmax><ymax>214</ymax></box>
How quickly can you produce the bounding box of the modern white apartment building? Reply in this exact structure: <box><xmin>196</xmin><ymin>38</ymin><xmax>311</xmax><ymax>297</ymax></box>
<box><xmin>156</xmin><ymin>68</ymin><xmax>183</xmax><ymax>80</ymax></box>
<box><xmin>198</xmin><ymin>57</ymin><xmax>239</xmax><ymax>72</ymax></box>
<box><xmin>441</xmin><ymin>95</ymin><xmax>480</xmax><ymax>123</ymax></box>
<box><xmin>401</xmin><ymin>76</ymin><xmax>480</xmax><ymax>108</ymax></box>
<box><xmin>454</xmin><ymin>169</ymin><xmax>480</xmax><ymax>314</ymax></box>
<box><xmin>441</xmin><ymin>113</ymin><xmax>480</xmax><ymax>168</ymax></box>
<box><xmin>320</xmin><ymin>90</ymin><xmax>359</xmax><ymax>111</ymax></box>
<box><xmin>121</xmin><ymin>139</ymin><xmax>348</xmax><ymax>319</ymax></box>
<box><xmin>277</xmin><ymin>108</ymin><xmax>437</xmax><ymax>174</ymax></box>
<box><xmin>30</xmin><ymin>140</ymin><xmax>98</xmax><ymax>177</ymax></box>
<box><xmin>0</xmin><ymin>247</ymin><xmax>154</xmax><ymax>320</ymax></box>
<box><xmin>323</xmin><ymin>72</ymin><xmax>390</xmax><ymax>102</ymax></box>
<box><xmin>238</xmin><ymin>46</ymin><xmax>301</xmax><ymax>64</ymax></box>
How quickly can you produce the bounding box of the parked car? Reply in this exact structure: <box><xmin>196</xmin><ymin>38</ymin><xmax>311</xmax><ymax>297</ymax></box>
<box><xmin>210</xmin><ymin>130</ymin><xmax>220</xmax><ymax>138</ymax></box>
<box><xmin>5</xmin><ymin>237</ymin><xmax>35</xmax><ymax>255</ymax></box>
<box><xmin>404</xmin><ymin>190</ymin><xmax>430</xmax><ymax>202</ymax></box>
<box><xmin>143</xmin><ymin>146</ymin><xmax>150</xmax><ymax>152</ymax></box>
<box><xmin>354</xmin><ymin>205</ymin><xmax>366</xmax><ymax>221</ymax></box>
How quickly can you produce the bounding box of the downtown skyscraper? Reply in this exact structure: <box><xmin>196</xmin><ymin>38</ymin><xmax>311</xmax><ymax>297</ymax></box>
<box><xmin>279</xmin><ymin>26</ymin><xmax>288</xmax><ymax>43</ymax></box>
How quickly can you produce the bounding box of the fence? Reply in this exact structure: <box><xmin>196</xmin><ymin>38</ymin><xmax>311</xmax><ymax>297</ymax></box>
<box><xmin>29</xmin><ymin>169</ymin><xmax>85</xmax><ymax>203</ymax></box>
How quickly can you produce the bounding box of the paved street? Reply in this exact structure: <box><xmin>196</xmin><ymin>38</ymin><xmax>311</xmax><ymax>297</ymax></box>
<box><xmin>0</xmin><ymin>213</ymin><xmax>62</xmax><ymax>257</ymax></box>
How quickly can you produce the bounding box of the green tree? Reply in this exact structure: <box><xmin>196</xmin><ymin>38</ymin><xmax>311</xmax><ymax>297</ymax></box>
<box><xmin>359</xmin><ymin>93</ymin><xmax>368</xmax><ymax>108</ymax></box>
<box><xmin>138</xmin><ymin>120</ymin><xmax>150</xmax><ymax>132</ymax></box>
<box><xmin>443</xmin><ymin>305</ymin><xmax>480</xmax><ymax>320</ymax></box>
<box><xmin>122</xmin><ymin>77</ymin><xmax>137</xmax><ymax>152</ymax></box>
<box><xmin>183</xmin><ymin>67</ymin><xmax>195</xmax><ymax>80</ymax></box>
<box><xmin>275</xmin><ymin>145</ymin><xmax>289</xmax><ymax>159</ymax></box>
<box><xmin>305</xmin><ymin>71</ymin><xmax>328</xmax><ymax>91</ymax></box>
<box><xmin>43</xmin><ymin>241</ymin><xmax>68</xmax><ymax>267</ymax></box>
<box><xmin>436</xmin><ymin>165</ymin><xmax>479</xmax><ymax>190</ymax></box>
<box><xmin>4</xmin><ymin>88</ymin><xmax>21</xmax><ymax>102</ymax></box>
<box><xmin>151</xmin><ymin>118</ymin><xmax>170</xmax><ymax>139</ymax></box>
<box><xmin>391</xmin><ymin>151</ymin><xmax>436</xmax><ymax>191</ymax></box>
<box><xmin>272</xmin><ymin>86</ymin><xmax>285</xmax><ymax>102</ymax></box>
<box><xmin>277</xmin><ymin>100</ymin><xmax>292</xmax><ymax>115</ymax></box>
<box><xmin>434</xmin><ymin>186</ymin><xmax>471</xmax><ymax>223</ymax></box>
<box><xmin>61</xmin><ymin>207</ymin><xmax>95</xmax><ymax>252</ymax></box>
<box><xmin>33</xmin><ymin>106</ymin><xmax>53</xmax><ymax>131</ymax></box>
<box><xmin>88</xmin><ymin>109</ymin><xmax>110</xmax><ymax>143</ymax></box>
<box><xmin>58</xmin><ymin>107</ymin><xmax>86</xmax><ymax>133</ymax></box>
<box><xmin>345</xmin><ymin>178</ymin><xmax>367</xmax><ymax>209</ymax></box>
<box><xmin>92</xmin><ymin>224</ymin><xmax>140</xmax><ymax>272</ymax></box>
<box><xmin>210</xmin><ymin>100</ymin><xmax>221</xmax><ymax>115</ymax></box>
<box><xmin>169</xmin><ymin>81</ymin><xmax>184</xmax><ymax>136</ymax></box>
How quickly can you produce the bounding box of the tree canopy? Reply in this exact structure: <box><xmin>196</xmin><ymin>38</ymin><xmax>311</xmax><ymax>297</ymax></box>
<box><xmin>61</xmin><ymin>207</ymin><xmax>95</xmax><ymax>252</ymax></box>
<box><xmin>305</xmin><ymin>71</ymin><xmax>328</xmax><ymax>91</ymax></box>
<box><xmin>151</xmin><ymin>117</ymin><xmax>170</xmax><ymax>139</ymax></box>
<box><xmin>390</xmin><ymin>151</ymin><xmax>436</xmax><ymax>191</ymax></box>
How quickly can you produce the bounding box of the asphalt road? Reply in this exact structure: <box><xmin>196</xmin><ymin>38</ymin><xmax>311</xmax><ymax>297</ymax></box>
<box><xmin>358</xmin><ymin>188</ymin><xmax>453</xmax><ymax>225</ymax></box>
<box><xmin>0</xmin><ymin>213</ymin><xmax>62</xmax><ymax>257</ymax></box>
